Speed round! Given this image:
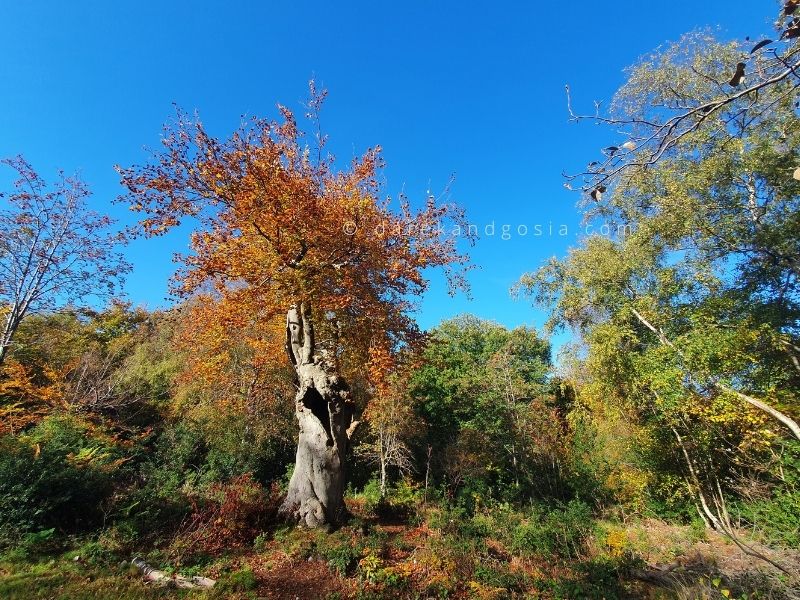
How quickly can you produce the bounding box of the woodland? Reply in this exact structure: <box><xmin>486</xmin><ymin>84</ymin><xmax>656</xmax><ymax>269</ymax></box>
<box><xmin>1</xmin><ymin>3</ymin><xmax>800</xmax><ymax>599</ymax></box>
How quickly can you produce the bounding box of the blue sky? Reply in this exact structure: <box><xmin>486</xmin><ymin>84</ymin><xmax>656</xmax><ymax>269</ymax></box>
<box><xmin>0</xmin><ymin>1</ymin><xmax>774</xmax><ymax>354</ymax></box>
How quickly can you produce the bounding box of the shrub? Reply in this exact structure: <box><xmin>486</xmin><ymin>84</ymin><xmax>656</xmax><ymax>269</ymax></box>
<box><xmin>355</xmin><ymin>478</ymin><xmax>422</xmax><ymax>522</ymax></box>
<box><xmin>253</xmin><ymin>531</ymin><xmax>270</xmax><ymax>552</ymax></box>
<box><xmin>739</xmin><ymin>489</ymin><xmax>800</xmax><ymax>548</ymax></box>
<box><xmin>426</xmin><ymin>504</ymin><xmax>469</xmax><ymax>534</ymax></box>
<box><xmin>512</xmin><ymin>500</ymin><xmax>594</xmax><ymax>559</ymax></box>
<box><xmin>72</xmin><ymin>539</ymin><xmax>119</xmax><ymax>566</ymax></box>
<box><xmin>0</xmin><ymin>529</ymin><xmax>60</xmax><ymax>561</ymax></box>
<box><xmin>0</xmin><ymin>417</ymin><xmax>120</xmax><ymax>542</ymax></box>
<box><xmin>531</xmin><ymin>557</ymin><xmax>627</xmax><ymax>600</ymax></box>
<box><xmin>317</xmin><ymin>532</ymin><xmax>365</xmax><ymax>576</ymax></box>
<box><xmin>375</xmin><ymin>563</ymin><xmax>412</xmax><ymax>592</ymax></box>
<box><xmin>171</xmin><ymin>474</ymin><xmax>281</xmax><ymax>560</ymax></box>
<box><xmin>118</xmin><ymin>423</ymin><xmax>200</xmax><ymax>541</ymax></box>
<box><xmin>117</xmin><ymin>483</ymin><xmax>191</xmax><ymax>544</ymax></box>
<box><xmin>355</xmin><ymin>478</ymin><xmax>382</xmax><ymax>516</ymax></box>
<box><xmin>272</xmin><ymin>526</ymin><xmax>324</xmax><ymax>559</ymax></box>
<box><xmin>357</xmin><ymin>550</ymin><xmax>382</xmax><ymax>583</ymax></box>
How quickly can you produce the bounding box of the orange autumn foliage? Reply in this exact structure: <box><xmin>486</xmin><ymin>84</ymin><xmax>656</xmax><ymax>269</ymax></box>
<box><xmin>118</xmin><ymin>86</ymin><xmax>472</xmax><ymax>393</ymax></box>
<box><xmin>173</xmin><ymin>296</ymin><xmax>285</xmax><ymax>397</ymax></box>
<box><xmin>0</xmin><ymin>359</ymin><xmax>62</xmax><ymax>435</ymax></box>
<box><xmin>169</xmin><ymin>294</ymin><xmax>295</xmax><ymax>441</ymax></box>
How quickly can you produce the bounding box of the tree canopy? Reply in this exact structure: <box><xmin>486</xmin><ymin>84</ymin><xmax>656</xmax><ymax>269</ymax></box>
<box><xmin>117</xmin><ymin>91</ymin><xmax>473</xmax><ymax>392</ymax></box>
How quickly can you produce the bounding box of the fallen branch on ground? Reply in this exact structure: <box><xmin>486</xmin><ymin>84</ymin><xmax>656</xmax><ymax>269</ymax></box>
<box><xmin>131</xmin><ymin>556</ymin><xmax>216</xmax><ymax>589</ymax></box>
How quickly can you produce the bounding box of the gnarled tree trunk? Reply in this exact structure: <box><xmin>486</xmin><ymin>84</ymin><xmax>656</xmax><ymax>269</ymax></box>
<box><xmin>279</xmin><ymin>304</ymin><xmax>359</xmax><ymax>528</ymax></box>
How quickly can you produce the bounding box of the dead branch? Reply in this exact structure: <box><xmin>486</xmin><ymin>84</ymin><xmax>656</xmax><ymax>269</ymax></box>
<box><xmin>131</xmin><ymin>556</ymin><xmax>216</xmax><ymax>589</ymax></box>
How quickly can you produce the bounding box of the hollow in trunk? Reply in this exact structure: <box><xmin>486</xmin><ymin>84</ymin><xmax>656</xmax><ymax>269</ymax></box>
<box><xmin>279</xmin><ymin>304</ymin><xmax>359</xmax><ymax>528</ymax></box>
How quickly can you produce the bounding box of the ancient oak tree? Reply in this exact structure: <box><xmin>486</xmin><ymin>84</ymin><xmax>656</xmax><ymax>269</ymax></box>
<box><xmin>118</xmin><ymin>93</ymin><xmax>472</xmax><ymax>527</ymax></box>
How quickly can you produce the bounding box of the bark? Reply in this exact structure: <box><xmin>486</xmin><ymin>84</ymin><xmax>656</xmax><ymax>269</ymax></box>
<box><xmin>424</xmin><ymin>445</ymin><xmax>432</xmax><ymax>502</ymax></box>
<box><xmin>380</xmin><ymin>452</ymin><xmax>387</xmax><ymax>497</ymax></box>
<box><xmin>669</xmin><ymin>421</ymin><xmax>794</xmax><ymax>576</ymax></box>
<box><xmin>279</xmin><ymin>303</ymin><xmax>359</xmax><ymax>528</ymax></box>
<box><xmin>1</xmin><ymin>299</ymin><xmax>34</xmax><ymax>369</ymax></box>
<box><xmin>0</xmin><ymin>304</ymin><xmax>22</xmax><ymax>368</ymax></box>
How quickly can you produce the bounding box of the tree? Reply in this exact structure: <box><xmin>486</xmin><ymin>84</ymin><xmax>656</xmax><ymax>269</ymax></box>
<box><xmin>0</xmin><ymin>303</ymin><xmax>174</xmax><ymax>433</ymax></box>
<box><xmin>408</xmin><ymin>316</ymin><xmax>553</xmax><ymax>500</ymax></box>
<box><xmin>517</xmin><ymin>23</ymin><xmax>800</xmax><ymax>557</ymax></box>
<box><xmin>0</xmin><ymin>156</ymin><xmax>129</xmax><ymax>367</ymax></box>
<box><xmin>565</xmin><ymin>4</ymin><xmax>800</xmax><ymax>197</ymax></box>
<box><xmin>356</xmin><ymin>369</ymin><xmax>418</xmax><ymax>497</ymax></box>
<box><xmin>117</xmin><ymin>88</ymin><xmax>472</xmax><ymax>527</ymax></box>
<box><xmin>564</xmin><ymin>29</ymin><xmax>800</xmax><ymax>439</ymax></box>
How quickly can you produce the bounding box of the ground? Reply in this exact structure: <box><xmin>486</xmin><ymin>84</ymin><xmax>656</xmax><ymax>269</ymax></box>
<box><xmin>0</xmin><ymin>501</ymin><xmax>796</xmax><ymax>600</ymax></box>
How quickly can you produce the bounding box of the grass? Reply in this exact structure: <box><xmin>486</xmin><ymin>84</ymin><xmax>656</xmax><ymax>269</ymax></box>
<box><xmin>0</xmin><ymin>556</ymin><xmax>198</xmax><ymax>600</ymax></box>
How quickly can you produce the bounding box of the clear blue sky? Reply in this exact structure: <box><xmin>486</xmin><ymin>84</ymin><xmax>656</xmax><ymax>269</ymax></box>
<box><xmin>0</xmin><ymin>1</ymin><xmax>774</xmax><ymax>355</ymax></box>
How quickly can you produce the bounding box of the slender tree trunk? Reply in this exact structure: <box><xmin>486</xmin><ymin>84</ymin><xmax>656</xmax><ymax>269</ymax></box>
<box><xmin>669</xmin><ymin>423</ymin><xmax>792</xmax><ymax>575</ymax></box>
<box><xmin>379</xmin><ymin>446</ymin><xmax>387</xmax><ymax>498</ymax></box>
<box><xmin>0</xmin><ymin>302</ymin><xmax>27</xmax><ymax>369</ymax></box>
<box><xmin>279</xmin><ymin>304</ymin><xmax>359</xmax><ymax>528</ymax></box>
<box><xmin>0</xmin><ymin>313</ymin><xmax>17</xmax><ymax>368</ymax></box>
<box><xmin>424</xmin><ymin>445</ymin><xmax>432</xmax><ymax>502</ymax></box>
<box><xmin>511</xmin><ymin>443</ymin><xmax>519</xmax><ymax>489</ymax></box>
